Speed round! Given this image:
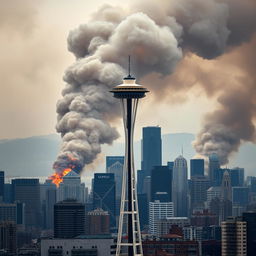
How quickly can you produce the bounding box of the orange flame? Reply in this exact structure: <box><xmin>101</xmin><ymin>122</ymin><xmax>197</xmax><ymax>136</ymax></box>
<box><xmin>49</xmin><ymin>168</ymin><xmax>72</xmax><ymax>187</ymax></box>
<box><xmin>49</xmin><ymin>153</ymin><xmax>80</xmax><ymax>187</ymax></box>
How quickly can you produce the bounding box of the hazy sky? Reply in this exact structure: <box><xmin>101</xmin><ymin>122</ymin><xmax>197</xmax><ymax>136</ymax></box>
<box><xmin>0</xmin><ymin>0</ymin><xmax>217</xmax><ymax>141</ymax></box>
<box><xmin>0</xmin><ymin>0</ymin><xmax>255</xmax><ymax>159</ymax></box>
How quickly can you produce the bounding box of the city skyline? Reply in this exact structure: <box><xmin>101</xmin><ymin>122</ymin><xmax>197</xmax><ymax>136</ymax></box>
<box><xmin>0</xmin><ymin>1</ymin><xmax>256</xmax><ymax>255</ymax></box>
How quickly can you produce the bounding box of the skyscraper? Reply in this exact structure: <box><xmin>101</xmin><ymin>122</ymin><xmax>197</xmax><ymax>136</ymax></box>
<box><xmin>190</xmin><ymin>177</ymin><xmax>210</xmax><ymax>212</ymax></box>
<box><xmin>208</xmin><ymin>153</ymin><xmax>220</xmax><ymax>186</ymax></box>
<box><xmin>220</xmin><ymin>171</ymin><xmax>232</xmax><ymax>222</ymax></box>
<box><xmin>111</xmin><ymin>66</ymin><xmax>148</xmax><ymax>256</ymax></box>
<box><xmin>93</xmin><ymin>173</ymin><xmax>116</xmax><ymax>228</ymax></box>
<box><xmin>46</xmin><ymin>188</ymin><xmax>56</xmax><ymax>230</ymax></box>
<box><xmin>230</xmin><ymin>168</ymin><xmax>245</xmax><ymax>187</ymax></box>
<box><xmin>190</xmin><ymin>159</ymin><xmax>204</xmax><ymax>177</ymax></box>
<box><xmin>54</xmin><ymin>199</ymin><xmax>85</xmax><ymax>238</ymax></box>
<box><xmin>232</xmin><ymin>187</ymin><xmax>249</xmax><ymax>207</ymax></box>
<box><xmin>106</xmin><ymin>156</ymin><xmax>124</xmax><ymax>215</ymax></box>
<box><xmin>242</xmin><ymin>211</ymin><xmax>256</xmax><ymax>256</ymax></box>
<box><xmin>221</xmin><ymin>171</ymin><xmax>232</xmax><ymax>201</ymax></box>
<box><xmin>57</xmin><ymin>170</ymin><xmax>85</xmax><ymax>203</ymax></box>
<box><xmin>12</xmin><ymin>179</ymin><xmax>41</xmax><ymax>228</ymax></box>
<box><xmin>221</xmin><ymin>217</ymin><xmax>247</xmax><ymax>256</ymax></box>
<box><xmin>150</xmin><ymin>165</ymin><xmax>172</xmax><ymax>202</ymax></box>
<box><xmin>141</xmin><ymin>126</ymin><xmax>162</xmax><ymax>177</ymax></box>
<box><xmin>172</xmin><ymin>155</ymin><xmax>188</xmax><ymax>217</ymax></box>
<box><xmin>0</xmin><ymin>171</ymin><xmax>4</xmax><ymax>202</ymax></box>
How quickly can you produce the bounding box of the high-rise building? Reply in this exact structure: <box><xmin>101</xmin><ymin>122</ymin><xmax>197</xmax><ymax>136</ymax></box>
<box><xmin>242</xmin><ymin>211</ymin><xmax>256</xmax><ymax>256</ymax></box>
<box><xmin>3</xmin><ymin>184</ymin><xmax>12</xmax><ymax>203</ymax></box>
<box><xmin>137</xmin><ymin>169</ymin><xmax>146</xmax><ymax>194</ymax></box>
<box><xmin>220</xmin><ymin>171</ymin><xmax>232</xmax><ymax>222</ymax></box>
<box><xmin>172</xmin><ymin>155</ymin><xmax>188</xmax><ymax>217</ymax></box>
<box><xmin>230</xmin><ymin>167</ymin><xmax>244</xmax><ymax>187</ymax></box>
<box><xmin>137</xmin><ymin>193</ymin><xmax>148</xmax><ymax>230</ymax></box>
<box><xmin>221</xmin><ymin>217</ymin><xmax>247</xmax><ymax>256</ymax></box>
<box><xmin>221</xmin><ymin>171</ymin><xmax>232</xmax><ymax>201</ymax></box>
<box><xmin>149</xmin><ymin>201</ymin><xmax>174</xmax><ymax>235</ymax></box>
<box><xmin>0</xmin><ymin>171</ymin><xmax>4</xmax><ymax>202</ymax></box>
<box><xmin>106</xmin><ymin>156</ymin><xmax>124</xmax><ymax>197</ymax></box>
<box><xmin>190</xmin><ymin>176</ymin><xmax>210</xmax><ymax>212</ymax></box>
<box><xmin>141</xmin><ymin>126</ymin><xmax>162</xmax><ymax>177</ymax></box>
<box><xmin>232</xmin><ymin>187</ymin><xmax>249</xmax><ymax>207</ymax></box>
<box><xmin>206</xmin><ymin>187</ymin><xmax>221</xmax><ymax>203</ymax></box>
<box><xmin>0</xmin><ymin>221</ymin><xmax>17</xmax><ymax>254</ymax></box>
<box><xmin>40</xmin><ymin>179</ymin><xmax>56</xmax><ymax>229</ymax></box>
<box><xmin>247</xmin><ymin>176</ymin><xmax>256</xmax><ymax>193</ymax></box>
<box><xmin>0</xmin><ymin>202</ymin><xmax>25</xmax><ymax>228</ymax></box>
<box><xmin>46</xmin><ymin>188</ymin><xmax>56</xmax><ymax>230</ymax></box>
<box><xmin>54</xmin><ymin>199</ymin><xmax>85</xmax><ymax>238</ymax></box>
<box><xmin>190</xmin><ymin>159</ymin><xmax>204</xmax><ymax>177</ymax></box>
<box><xmin>86</xmin><ymin>208</ymin><xmax>110</xmax><ymax>235</ymax></box>
<box><xmin>106</xmin><ymin>156</ymin><xmax>124</xmax><ymax>219</ymax></box>
<box><xmin>57</xmin><ymin>170</ymin><xmax>85</xmax><ymax>203</ymax></box>
<box><xmin>151</xmin><ymin>165</ymin><xmax>172</xmax><ymax>202</ymax></box>
<box><xmin>93</xmin><ymin>173</ymin><xmax>116</xmax><ymax>228</ymax></box>
<box><xmin>12</xmin><ymin>179</ymin><xmax>41</xmax><ymax>228</ymax></box>
<box><xmin>208</xmin><ymin>153</ymin><xmax>220</xmax><ymax>185</ymax></box>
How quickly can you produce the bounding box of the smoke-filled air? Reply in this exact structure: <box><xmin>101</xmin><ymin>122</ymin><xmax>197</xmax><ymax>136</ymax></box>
<box><xmin>50</xmin><ymin>0</ymin><xmax>256</xmax><ymax>183</ymax></box>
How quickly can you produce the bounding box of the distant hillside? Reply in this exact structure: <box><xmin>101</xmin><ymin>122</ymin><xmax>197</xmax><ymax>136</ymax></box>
<box><xmin>0</xmin><ymin>133</ymin><xmax>255</xmax><ymax>178</ymax></box>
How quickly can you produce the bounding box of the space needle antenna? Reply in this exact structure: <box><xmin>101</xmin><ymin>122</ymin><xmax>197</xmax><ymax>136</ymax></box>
<box><xmin>111</xmin><ymin>56</ymin><xmax>149</xmax><ymax>256</ymax></box>
<box><xmin>128</xmin><ymin>55</ymin><xmax>131</xmax><ymax>78</ymax></box>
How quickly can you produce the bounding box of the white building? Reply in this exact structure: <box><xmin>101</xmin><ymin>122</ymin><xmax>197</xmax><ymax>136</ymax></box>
<box><xmin>41</xmin><ymin>235</ymin><xmax>115</xmax><ymax>256</ymax></box>
<box><xmin>149</xmin><ymin>200</ymin><xmax>174</xmax><ymax>235</ymax></box>
<box><xmin>57</xmin><ymin>170</ymin><xmax>85</xmax><ymax>203</ymax></box>
<box><xmin>172</xmin><ymin>155</ymin><xmax>188</xmax><ymax>217</ymax></box>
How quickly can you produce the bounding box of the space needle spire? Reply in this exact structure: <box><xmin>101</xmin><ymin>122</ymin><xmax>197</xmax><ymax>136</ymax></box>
<box><xmin>111</xmin><ymin>58</ymin><xmax>148</xmax><ymax>256</ymax></box>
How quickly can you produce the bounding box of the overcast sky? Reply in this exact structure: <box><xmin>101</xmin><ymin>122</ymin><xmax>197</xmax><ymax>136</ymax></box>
<box><xmin>0</xmin><ymin>0</ymin><xmax>219</xmax><ymax>141</ymax></box>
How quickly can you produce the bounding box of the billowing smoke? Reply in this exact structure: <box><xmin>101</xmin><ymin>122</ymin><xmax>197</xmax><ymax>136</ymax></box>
<box><xmin>53</xmin><ymin>0</ymin><xmax>256</xmax><ymax>175</ymax></box>
<box><xmin>193</xmin><ymin>37</ymin><xmax>256</xmax><ymax>165</ymax></box>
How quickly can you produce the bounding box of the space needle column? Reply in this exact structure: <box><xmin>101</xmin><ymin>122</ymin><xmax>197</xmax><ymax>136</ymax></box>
<box><xmin>111</xmin><ymin>61</ymin><xmax>148</xmax><ymax>256</ymax></box>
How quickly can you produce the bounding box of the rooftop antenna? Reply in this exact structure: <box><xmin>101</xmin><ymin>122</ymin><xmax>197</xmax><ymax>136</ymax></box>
<box><xmin>181</xmin><ymin>145</ymin><xmax>184</xmax><ymax>156</ymax></box>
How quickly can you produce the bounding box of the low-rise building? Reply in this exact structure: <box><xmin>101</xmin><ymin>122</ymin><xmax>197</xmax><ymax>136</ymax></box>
<box><xmin>41</xmin><ymin>235</ymin><xmax>115</xmax><ymax>256</ymax></box>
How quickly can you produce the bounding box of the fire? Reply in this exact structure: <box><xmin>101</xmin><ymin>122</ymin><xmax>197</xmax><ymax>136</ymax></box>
<box><xmin>49</xmin><ymin>153</ymin><xmax>81</xmax><ymax>187</ymax></box>
<box><xmin>49</xmin><ymin>168</ymin><xmax>72</xmax><ymax>187</ymax></box>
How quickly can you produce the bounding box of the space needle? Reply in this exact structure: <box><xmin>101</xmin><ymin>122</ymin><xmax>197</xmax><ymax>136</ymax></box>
<box><xmin>111</xmin><ymin>57</ymin><xmax>148</xmax><ymax>256</ymax></box>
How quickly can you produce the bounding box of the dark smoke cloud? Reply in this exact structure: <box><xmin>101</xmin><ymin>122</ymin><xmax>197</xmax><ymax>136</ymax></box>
<box><xmin>54</xmin><ymin>0</ymin><xmax>256</xmax><ymax>172</ymax></box>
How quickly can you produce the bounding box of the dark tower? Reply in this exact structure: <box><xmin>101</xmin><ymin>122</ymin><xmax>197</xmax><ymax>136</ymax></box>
<box><xmin>111</xmin><ymin>58</ymin><xmax>148</xmax><ymax>256</ymax></box>
<box><xmin>54</xmin><ymin>199</ymin><xmax>85</xmax><ymax>238</ymax></box>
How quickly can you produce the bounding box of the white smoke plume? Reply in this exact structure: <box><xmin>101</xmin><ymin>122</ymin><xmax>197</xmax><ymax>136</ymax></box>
<box><xmin>54</xmin><ymin>0</ymin><xmax>256</xmax><ymax>173</ymax></box>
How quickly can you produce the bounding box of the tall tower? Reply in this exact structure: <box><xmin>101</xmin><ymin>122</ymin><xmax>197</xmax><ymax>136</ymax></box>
<box><xmin>111</xmin><ymin>61</ymin><xmax>148</xmax><ymax>256</ymax></box>
<box><xmin>208</xmin><ymin>153</ymin><xmax>220</xmax><ymax>185</ymax></box>
<box><xmin>172</xmin><ymin>155</ymin><xmax>188</xmax><ymax>217</ymax></box>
